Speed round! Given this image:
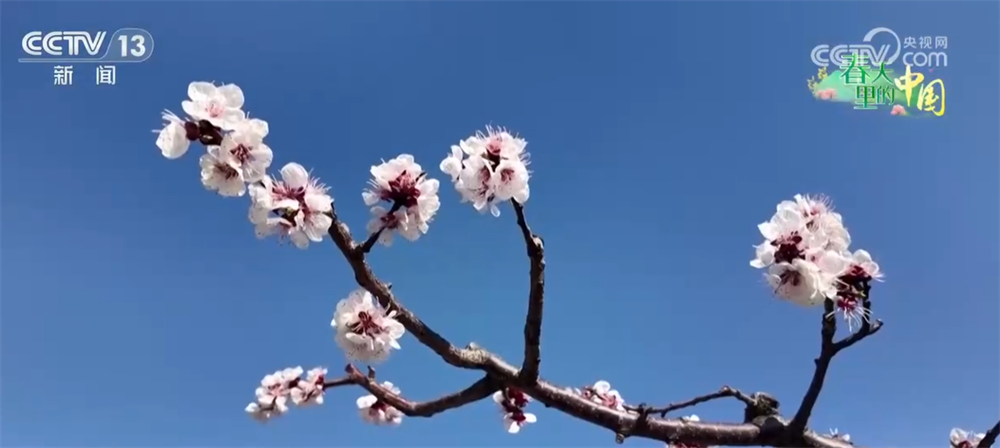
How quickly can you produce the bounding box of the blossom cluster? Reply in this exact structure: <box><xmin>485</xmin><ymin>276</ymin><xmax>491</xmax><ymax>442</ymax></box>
<box><xmin>492</xmin><ymin>387</ymin><xmax>537</xmax><ymax>434</ymax></box>
<box><xmin>750</xmin><ymin>194</ymin><xmax>883</xmax><ymax>330</ymax></box>
<box><xmin>362</xmin><ymin>155</ymin><xmax>441</xmax><ymax>247</ymax></box>
<box><xmin>951</xmin><ymin>428</ymin><xmax>986</xmax><ymax>448</ymax></box>
<box><xmin>575</xmin><ymin>380</ymin><xmax>628</xmax><ymax>413</ymax></box>
<box><xmin>440</xmin><ymin>125</ymin><xmax>531</xmax><ymax>217</ymax></box>
<box><xmin>154</xmin><ymin>81</ymin><xmax>334</xmax><ymax>249</ymax></box>
<box><xmin>331</xmin><ymin>288</ymin><xmax>406</xmax><ymax>364</ymax></box>
<box><xmin>244</xmin><ymin>366</ymin><xmax>327</xmax><ymax>423</ymax></box>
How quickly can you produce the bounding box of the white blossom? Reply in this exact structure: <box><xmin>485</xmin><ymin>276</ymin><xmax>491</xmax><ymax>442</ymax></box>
<box><xmin>199</xmin><ymin>146</ymin><xmax>246</xmax><ymax>197</ymax></box>
<box><xmin>751</xmin><ymin>194</ymin><xmax>852</xmax><ymax>270</ymax></box>
<box><xmin>492</xmin><ymin>389</ymin><xmax>536</xmax><ymax>434</ymax></box>
<box><xmin>331</xmin><ymin>288</ymin><xmax>405</xmax><ymax>364</ymax></box>
<box><xmin>356</xmin><ymin>382</ymin><xmax>404</xmax><ymax>425</ymax></box>
<box><xmin>576</xmin><ymin>380</ymin><xmax>627</xmax><ymax>412</ymax></box>
<box><xmin>366</xmin><ymin>206</ymin><xmax>416</xmax><ymax>247</ymax></box>
<box><xmin>279</xmin><ymin>366</ymin><xmax>305</xmax><ymax>381</ymax></box>
<box><xmin>219</xmin><ymin>118</ymin><xmax>273</xmax><ymax>183</ymax></box>
<box><xmin>827</xmin><ymin>428</ymin><xmax>851</xmax><ymax>443</ymax></box>
<box><xmin>290</xmin><ymin>367</ymin><xmax>327</xmax><ymax>407</ymax></box>
<box><xmin>182</xmin><ymin>81</ymin><xmax>246</xmax><ymax>130</ymax></box>
<box><xmin>245</xmin><ymin>402</ymin><xmax>281</xmax><ymax>423</ymax></box>
<box><xmin>785</xmin><ymin>194</ymin><xmax>851</xmax><ymax>250</ymax></box>
<box><xmin>153</xmin><ymin>110</ymin><xmax>191</xmax><ymax>159</ymax></box>
<box><xmin>247</xmin><ymin>369</ymin><xmax>297</xmax><ymax>423</ymax></box>
<box><xmin>248</xmin><ymin>163</ymin><xmax>333</xmax><ymax>249</ymax></box>
<box><xmin>440</xmin><ymin>126</ymin><xmax>531</xmax><ymax>217</ymax></box>
<box><xmin>362</xmin><ymin>154</ymin><xmax>440</xmax><ymax>243</ymax></box>
<box><xmin>951</xmin><ymin>428</ymin><xmax>985</xmax><ymax>448</ymax></box>
<box><xmin>440</xmin><ymin>144</ymin><xmax>464</xmax><ymax>181</ymax></box>
<box><xmin>845</xmin><ymin>249</ymin><xmax>883</xmax><ymax>282</ymax></box>
<box><xmin>245</xmin><ymin>367</ymin><xmax>309</xmax><ymax>422</ymax></box>
<box><xmin>765</xmin><ymin>258</ymin><xmax>838</xmax><ymax>307</ymax></box>
<box><xmin>750</xmin><ymin>195</ymin><xmax>880</xmax><ymax>309</ymax></box>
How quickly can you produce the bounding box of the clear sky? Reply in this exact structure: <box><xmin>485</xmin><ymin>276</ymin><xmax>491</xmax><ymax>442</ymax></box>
<box><xmin>1</xmin><ymin>2</ymin><xmax>998</xmax><ymax>447</ymax></box>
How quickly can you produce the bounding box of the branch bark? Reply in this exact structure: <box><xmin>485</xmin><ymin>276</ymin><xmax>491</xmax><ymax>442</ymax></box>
<box><xmin>511</xmin><ymin>200</ymin><xmax>546</xmax><ymax>383</ymax></box>
<box><xmin>320</xmin><ymin>376</ymin><xmax>358</xmax><ymax>390</ymax></box>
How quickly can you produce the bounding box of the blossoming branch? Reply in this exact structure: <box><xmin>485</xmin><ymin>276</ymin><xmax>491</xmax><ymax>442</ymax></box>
<box><xmin>153</xmin><ymin>81</ymin><xmax>1000</xmax><ymax>448</ymax></box>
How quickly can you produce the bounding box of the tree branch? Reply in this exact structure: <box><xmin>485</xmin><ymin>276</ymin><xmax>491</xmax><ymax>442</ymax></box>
<box><xmin>324</xmin><ymin>203</ymin><xmax>857</xmax><ymax>448</ymax></box>
<box><xmin>345</xmin><ymin>364</ymin><xmax>499</xmax><ymax>417</ymax></box>
<box><xmin>511</xmin><ymin>200</ymin><xmax>546</xmax><ymax>383</ymax></box>
<box><xmin>789</xmin><ymin>299</ymin><xmax>882</xmax><ymax>434</ymax></box>
<box><xmin>979</xmin><ymin>420</ymin><xmax>1000</xmax><ymax>448</ymax></box>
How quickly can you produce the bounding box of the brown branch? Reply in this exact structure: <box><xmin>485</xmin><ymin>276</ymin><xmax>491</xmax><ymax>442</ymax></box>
<box><xmin>320</xmin><ymin>376</ymin><xmax>358</xmax><ymax>390</ymax></box>
<box><xmin>357</xmin><ymin>202</ymin><xmax>404</xmax><ymax>255</ymax></box>
<box><xmin>628</xmin><ymin>386</ymin><xmax>758</xmax><ymax>418</ymax></box>
<box><xmin>979</xmin><ymin>420</ymin><xmax>1000</xmax><ymax>448</ymax></box>
<box><xmin>475</xmin><ymin>351</ymin><xmax>853</xmax><ymax>448</ymax></box>
<box><xmin>345</xmin><ymin>364</ymin><xmax>498</xmax><ymax>417</ymax></box>
<box><xmin>788</xmin><ymin>299</ymin><xmax>883</xmax><ymax>434</ymax></box>
<box><xmin>511</xmin><ymin>200</ymin><xmax>546</xmax><ymax>383</ymax></box>
<box><xmin>324</xmin><ymin>204</ymin><xmax>857</xmax><ymax>447</ymax></box>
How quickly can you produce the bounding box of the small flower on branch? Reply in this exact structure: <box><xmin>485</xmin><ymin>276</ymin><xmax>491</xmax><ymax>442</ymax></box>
<box><xmin>492</xmin><ymin>387</ymin><xmax>536</xmax><ymax>434</ymax></box>
<box><xmin>362</xmin><ymin>154</ymin><xmax>440</xmax><ymax>245</ymax></box>
<box><xmin>290</xmin><ymin>367</ymin><xmax>328</xmax><ymax>407</ymax></box>
<box><xmin>440</xmin><ymin>125</ymin><xmax>531</xmax><ymax>217</ymax></box>
<box><xmin>244</xmin><ymin>366</ymin><xmax>303</xmax><ymax>423</ymax></box>
<box><xmin>331</xmin><ymin>288</ymin><xmax>405</xmax><ymax>364</ymax></box>
<box><xmin>951</xmin><ymin>428</ymin><xmax>986</xmax><ymax>448</ymax></box>
<box><xmin>356</xmin><ymin>382</ymin><xmax>404</xmax><ymax>426</ymax></box>
<box><xmin>575</xmin><ymin>380</ymin><xmax>627</xmax><ymax>412</ymax></box>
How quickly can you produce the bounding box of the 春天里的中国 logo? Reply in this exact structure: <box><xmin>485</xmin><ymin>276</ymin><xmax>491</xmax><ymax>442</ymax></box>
<box><xmin>807</xmin><ymin>26</ymin><xmax>947</xmax><ymax>117</ymax></box>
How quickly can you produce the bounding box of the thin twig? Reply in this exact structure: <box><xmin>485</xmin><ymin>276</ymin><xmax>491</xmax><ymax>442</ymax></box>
<box><xmin>789</xmin><ymin>299</ymin><xmax>882</xmax><ymax>434</ymax></box>
<box><xmin>512</xmin><ymin>200</ymin><xmax>545</xmax><ymax>383</ymax></box>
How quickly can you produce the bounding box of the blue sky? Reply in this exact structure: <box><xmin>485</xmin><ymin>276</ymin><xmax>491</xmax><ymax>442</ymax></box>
<box><xmin>2</xmin><ymin>2</ymin><xmax>998</xmax><ymax>447</ymax></box>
